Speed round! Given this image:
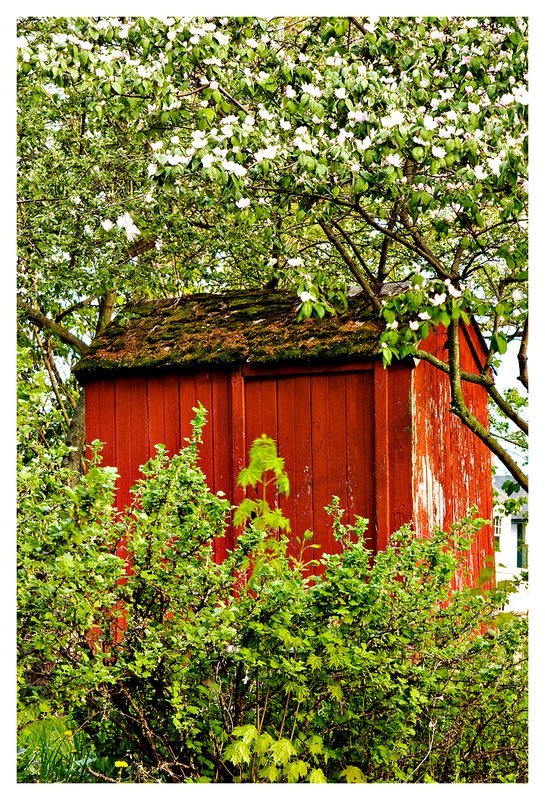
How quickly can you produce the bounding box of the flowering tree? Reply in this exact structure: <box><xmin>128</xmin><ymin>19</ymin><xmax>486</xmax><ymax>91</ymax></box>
<box><xmin>17</xmin><ymin>16</ymin><xmax>527</xmax><ymax>488</ymax></box>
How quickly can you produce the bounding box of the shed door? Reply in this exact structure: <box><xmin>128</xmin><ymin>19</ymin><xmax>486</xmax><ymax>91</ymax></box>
<box><xmin>242</xmin><ymin>367</ymin><xmax>376</xmax><ymax>563</ymax></box>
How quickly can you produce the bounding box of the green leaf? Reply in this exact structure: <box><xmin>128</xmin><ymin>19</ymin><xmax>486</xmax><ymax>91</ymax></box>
<box><xmin>269</xmin><ymin>738</ymin><xmax>296</xmax><ymax>766</ymax></box>
<box><xmin>309</xmin><ymin>768</ymin><xmax>327</xmax><ymax>783</ymax></box>
<box><xmin>224</xmin><ymin>740</ymin><xmax>251</xmax><ymax>766</ymax></box>
<box><xmin>341</xmin><ymin>765</ymin><xmax>366</xmax><ymax>783</ymax></box>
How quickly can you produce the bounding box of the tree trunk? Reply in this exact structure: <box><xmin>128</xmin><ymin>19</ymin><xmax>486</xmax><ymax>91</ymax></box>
<box><xmin>62</xmin><ymin>391</ymin><xmax>86</xmax><ymax>479</ymax></box>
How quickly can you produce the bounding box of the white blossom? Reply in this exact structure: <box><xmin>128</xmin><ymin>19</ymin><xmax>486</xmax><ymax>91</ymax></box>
<box><xmin>468</xmin><ymin>102</ymin><xmax>481</xmax><ymax>114</ymax></box>
<box><xmin>288</xmin><ymin>258</ymin><xmax>304</xmax><ymax>267</ymax></box>
<box><xmin>116</xmin><ymin>212</ymin><xmax>140</xmax><ymax>242</ymax></box>
<box><xmin>356</xmin><ymin>136</ymin><xmax>372</xmax><ymax>150</ymax></box>
<box><xmin>151</xmin><ymin>141</ymin><xmax>163</xmax><ymax>151</ymax></box>
<box><xmin>474</xmin><ymin>165</ymin><xmax>487</xmax><ymax>180</ymax></box>
<box><xmin>147</xmin><ymin>163</ymin><xmax>157</xmax><ymax>176</ymax></box>
<box><xmin>258</xmin><ymin>107</ymin><xmax>274</xmax><ymax>120</ymax></box>
<box><xmin>386</xmin><ymin>320</ymin><xmax>398</xmax><ymax>329</ymax></box>
<box><xmin>301</xmin><ymin>83</ymin><xmax>323</xmax><ymax>98</ymax></box>
<box><xmin>431</xmin><ymin>146</ymin><xmax>446</xmax><ymax>158</ymax></box>
<box><xmin>254</xmin><ymin>145</ymin><xmax>278</xmax><ymax>162</ymax></box>
<box><xmin>385</xmin><ymin>153</ymin><xmax>403</xmax><ymax>167</ymax></box>
<box><xmin>201</xmin><ymin>154</ymin><xmax>215</xmax><ymax>168</ymax></box>
<box><xmin>512</xmin><ymin>289</ymin><xmax>523</xmax><ymax>302</ymax></box>
<box><xmin>423</xmin><ymin>115</ymin><xmax>438</xmax><ymax>130</ymax></box>
<box><xmin>447</xmin><ymin>284</ymin><xmax>462</xmax><ymax>298</ymax></box>
<box><xmin>348</xmin><ymin>110</ymin><xmax>369</xmax><ymax>123</ymax></box>
<box><xmin>299</xmin><ymin>290</ymin><xmax>316</xmax><ymax>302</ymax></box>
<box><xmin>223</xmin><ymin>160</ymin><xmax>248</xmax><ymax>177</ymax></box>
<box><xmin>381</xmin><ymin>110</ymin><xmax>405</xmax><ymax>128</ymax></box>
<box><xmin>215</xmin><ymin>32</ymin><xmax>229</xmax><ymax>45</ymax></box>
<box><xmin>334</xmin><ymin>87</ymin><xmax>347</xmax><ymax>99</ymax></box>
<box><xmin>487</xmin><ymin>152</ymin><xmax>505</xmax><ymax>176</ymax></box>
<box><xmin>285</xmin><ymin>85</ymin><xmax>296</xmax><ymax>98</ymax></box>
<box><xmin>235</xmin><ymin>198</ymin><xmax>250</xmax><ymax>209</ymax></box>
<box><xmin>431</xmin><ymin>292</ymin><xmax>447</xmax><ymax>306</ymax></box>
<box><xmin>409</xmin><ymin>320</ymin><xmax>419</xmax><ymax>331</ymax></box>
<box><xmin>293</xmin><ymin>136</ymin><xmax>313</xmax><ymax>152</ymax></box>
<box><xmin>512</xmin><ymin>86</ymin><xmax>529</xmax><ymax>105</ymax></box>
<box><xmin>101</xmin><ymin>219</ymin><xmax>114</xmax><ymax>231</ymax></box>
<box><xmin>418</xmin><ymin>311</ymin><xmax>431</xmax><ymax>320</ymax></box>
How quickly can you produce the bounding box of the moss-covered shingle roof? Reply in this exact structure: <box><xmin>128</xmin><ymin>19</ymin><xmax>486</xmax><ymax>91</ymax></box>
<box><xmin>74</xmin><ymin>289</ymin><xmax>386</xmax><ymax>378</ymax></box>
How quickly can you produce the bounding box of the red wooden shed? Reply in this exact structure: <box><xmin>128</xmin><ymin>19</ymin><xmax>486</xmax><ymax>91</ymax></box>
<box><xmin>74</xmin><ymin>289</ymin><xmax>493</xmax><ymax>587</ymax></box>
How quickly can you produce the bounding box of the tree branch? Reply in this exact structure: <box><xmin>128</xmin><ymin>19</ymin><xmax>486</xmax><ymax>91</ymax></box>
<box><xmin>414</xmin><ymin>347</ymin><xmax>528</xmax><ymax>435</ymax></box>
<box><xmin>446</xmin><ymin>319</ymin><xmax>527</xmax><ymax>492</ymax></box>
<box><xmin>18</xmin><ymin>298</ymin><xmax>89</xmax><ymax>355</ymax></box>
<box><xmin>377</xmin><ymin>206</ymin><xmax>398</xmax><ymax>283</ymax></box>
<box><xmin>331</xmin><ymin>220</ymin><xmax>376</xmax><ymax>285</ymax></box>
<box><xmin>517</xmin><ymin>315</ymin><xmax>528</xmax><ymax>390</ymax></box>
<box><xmin>55</xmin><ymin>295</ymin><xmax>98</xmax><ymax>324</ymax></box>
<box><xmin>354</xmin><ymin>198</ymin><xmax>447</xmax><ymax>273</ymax></box>
<box><xmin>397</xmin><ymin>206</ymin><xmax>452</xmax><ymax>279</ymax></box>
<box><xmin>318</xmin><ymin>219</ymin><xmax>382</xmax><ymax>310</ymax></box>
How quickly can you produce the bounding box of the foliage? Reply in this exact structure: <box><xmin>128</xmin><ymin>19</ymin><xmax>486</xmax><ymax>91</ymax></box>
<box><xmin>16</xmin><ymin>15</ymin><xmax>528</xmax><ymax>486</ymax></box>
<box><xmin>17</xmin><ymin>716</ymin><xmax>133</xmax><ymax>783</ymax></box>
<box><xmin>18</xmin><ymin>415</ymin><xmax>528</xmax><ymax>783</ymax></box>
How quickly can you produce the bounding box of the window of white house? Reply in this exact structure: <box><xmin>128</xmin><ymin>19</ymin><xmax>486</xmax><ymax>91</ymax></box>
<box><xmin>516</xmin><ymin>522</ymin><xmax>528</xmax><ymax>569</ymax></box>
<box><xmin>493</xmin><ymin>516</ymin><xmax>502</xmax><ymax>552</ymax></box>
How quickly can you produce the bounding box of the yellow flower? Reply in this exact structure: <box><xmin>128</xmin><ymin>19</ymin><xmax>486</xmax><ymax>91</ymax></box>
<box><xmin>115</xmin><ymin>760</ymin><xmax>128</xmax><ymax>769</ymax></box>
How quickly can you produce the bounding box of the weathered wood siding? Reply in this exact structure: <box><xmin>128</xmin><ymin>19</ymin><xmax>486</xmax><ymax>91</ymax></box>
<box><xmin>83</xmin><ymin>326</ymin><xmax>493</xmax><ymax>587</ymax></box>
<box><xmin>412</xmin><ymin>325</ymin><xmax>494</xmax><ymax>587</ymax></box>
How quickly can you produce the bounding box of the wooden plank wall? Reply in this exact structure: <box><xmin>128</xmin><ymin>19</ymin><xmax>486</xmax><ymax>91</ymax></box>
<box><xmin>241</xmin><ymin>364</ymin><xmax>377</xmax><ymax>567</ymax></box>
<box><xmin>84</xmin><ymin>370</ymin><xmax>234</xmax><ymax>561</ymax></box>
<box><xmin>412</xmin><ymin>325</ymin><xmax>494</xmax><ymax>588</ymax></box>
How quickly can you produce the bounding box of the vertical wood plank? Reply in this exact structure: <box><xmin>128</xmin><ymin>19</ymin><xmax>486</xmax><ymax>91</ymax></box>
<box><xmin>388</xmin><ymin>364</ymin><xmax>414</xmax><ymax>534</ymax></box>
<box><xmin>276</xmin><ymin>375</ymin><xmax>313</xmax><ymax>562</ymax></box>
<box><xmin>130</xmin><ymin>375</ymin><xmax>150</xmax><ymax>485</ymax></box>
<box><xmin>114</xmin><ymin>376</ymin><xmax>134</xmax><ymax>514</ymax></box>
<box><xmin>211</xmin><ymin>371</ymin><xmax>233</xmax><ymax>560</ymax></box>
<box><xmin>231</xmin><ymin>368</ymin><xmax>247</xmax><ymax>509</ymax></box>
<box><xmin>374</xmin><ymin>362</ymin><xmax>390</xmax><ymax>550</ymax></box>
<box><xmin>179</xmin><ymin>371</ymin><xmax>197</xmax><ymax>445</ymax></box>
<box><xmin>195</xmin><ymin>370</ymin><xmax>214</xmax><ymax>489</ymax></box>
<box><xmin>309</xmin><ymin>374</ymin><xmax>333</xmax><ymax>558</ymax></box>
<box><xmin>346</xmin><ymin>371</ymin><xmax>376</xmax><ymax>550</ymax></box>
<box><xmin>162</xmin><ymin>372</ymin><xmax>182</xmax><ymax>457</ymax></box>
<box><xmin>147</xmin><ymin>374</ymin><xmax>165</xmax><ymax>458</ymax></box>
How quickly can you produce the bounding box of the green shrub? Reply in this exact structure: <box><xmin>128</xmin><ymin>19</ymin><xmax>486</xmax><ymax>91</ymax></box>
<box><xmin>17</xmin><ymin>407</ymin><xmax>528</xmax><ymax>783</ymax></box>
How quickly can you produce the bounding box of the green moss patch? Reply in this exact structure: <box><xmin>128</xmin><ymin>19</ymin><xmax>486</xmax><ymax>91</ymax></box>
<box><xmin>74</xmin><ymin>290</ymin><xmax>385</xmax><ymax>378</ymax></box>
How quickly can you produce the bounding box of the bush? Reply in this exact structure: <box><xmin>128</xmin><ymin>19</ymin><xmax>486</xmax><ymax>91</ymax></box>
<box><xmin>17</xmin><ymin>408</ymin><xmax>528</xmax><ymax>783</ymax></box>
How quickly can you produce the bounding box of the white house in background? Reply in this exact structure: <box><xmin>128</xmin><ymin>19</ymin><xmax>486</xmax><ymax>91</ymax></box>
<box><xmin>493</xmin><ymin>475</ymin><xmax>528</xmax><ymax>613</ymax></box>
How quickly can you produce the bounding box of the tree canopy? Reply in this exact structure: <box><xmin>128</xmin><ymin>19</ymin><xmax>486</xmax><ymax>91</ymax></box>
<box><xmin>16</xmin><ymin>15</ymin><xmax>528</xmax><ymax>488</ymax></box>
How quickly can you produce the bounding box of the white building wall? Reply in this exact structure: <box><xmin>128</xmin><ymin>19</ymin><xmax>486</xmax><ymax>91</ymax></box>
<box><xmin>494</xmin><ymin>514</ymin><xmax>528</xmax><ymax>612</ymax></box>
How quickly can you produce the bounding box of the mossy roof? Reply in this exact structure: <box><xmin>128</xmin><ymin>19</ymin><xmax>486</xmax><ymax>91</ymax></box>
<box><xmin>74</xmin><ymin>289</ymin><xmax>386</xmax><ymax>379</ymax></box>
